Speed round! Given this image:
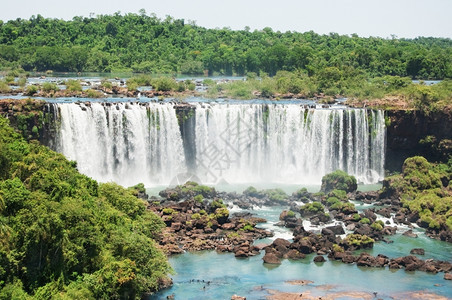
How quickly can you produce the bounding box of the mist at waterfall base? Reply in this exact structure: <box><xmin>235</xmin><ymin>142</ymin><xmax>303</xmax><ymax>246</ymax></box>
<box><xmin>53</xmin><ymin>102</ymin><xmax>385</xmax><ymax>187</ymax></box>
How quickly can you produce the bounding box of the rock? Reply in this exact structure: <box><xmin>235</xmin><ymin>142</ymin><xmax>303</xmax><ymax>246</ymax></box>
<box><xmin>284</xmin><ymin>249</ymin><xmax>305</xmax><ymax>260</ymax></box>
<box><xmin>354</xmin><ymin>224</ymin><xmax>372</xmax><ymax>236</ymax></box>
<box><xmin>279</xmin><ymin>210</ymin><xmax>290</xmax><ymax>221</ymax></box>
<box><xmin>376</xmin><ymin>207</ymin><xmax>392</xmax><ymax>218</ymax></box>
<box><xmin>406</xmin><ymin>212</ymin><xmax>420</xmax><ymax>223</ymax></box>
<box><xmin>231</xmin><ymin>296</ymin><xmax>246</xmax><ymax>300</ymax></box>
<box><xmin>326</xmin><ymin>224</ymin><xmax>345</xmax><ymax>235</ymax></box>
<box><xmin>375</xmin><ymin>254</ymin><xmax>390</xmax><ymax>267</ymax></box>
<box><xmin>221</xmin><ymin>223</ymin><xmax>236</xmax><ymax>230</ymax></box>
<box><xmin>342</xmin><ymin>254</ymin><xmax>357</xmax><ymax>264</ymax></box>
<box><xmin>295</xmin><ymin>239</ymin><xmax>313</xmax><ymax>254</ymax></box>
<box><xmin>444</xmin><ymin>273</ymin><xmax>452</xmax><ymax>280</ymax></box>
<box><xmin>285</xmin><ymin>217</ymin><xmax>302</xmax><ymax>228</ymax></box>
<box><xmin>234</xmin><ymin>250</ymin><xmax>248</xmax><ymax>258</ymax></box>
<box><xmin>346</xmin><ymin>223</ymin><xmax>356</xmax><ymax>231</ymax></box>
<box><xmin>263</xmin><ymin>252</ymin><xmax>281</xmax><ymax>264</ymax></box>
<box><xmin>273</xmin><ymin>238</ymin><xmax>291</xmax><ymax>248</ymax></box>
<box><xmin>402</xmin><ymin>230</ymin><xmax>418</xmax><ymax>238</ymax></box>
<box><xmin>313</xmin><ymin>255</ymin><xmax>325</xmax><ymax>263</ymax></box>
<box><xmin>410</xmin><ymin>248</ymin><xmax>425</xmax><ymax>255</ymax></box>
<box><xmin>363</xmin><ymin>209</ymin><xmax>377</xmax><ymax>222</ymax></box>
<box><xmin>321</xmin><ymin>228</ymin><xmax>335</xmax><ymax>237</ymax></box>
<box><xmin>356</xmin><ymin>253</ymin><xmax>375</xmax><ymax>267</ymax></box>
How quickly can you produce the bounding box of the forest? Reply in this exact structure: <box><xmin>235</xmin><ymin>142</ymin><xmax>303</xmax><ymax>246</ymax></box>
<box><xmin>0</xmin><ymin>11</ymin><xmax>452</xmax><ymax>78</ymax></box>
<box><xmin>0</xmin><ymin>116</ymin><xmax>171</xmax><ymax>299</ymax></box>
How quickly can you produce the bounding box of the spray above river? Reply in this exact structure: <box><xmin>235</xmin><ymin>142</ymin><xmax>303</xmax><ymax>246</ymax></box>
<box><xmin>50</xmin><ymin>102</ymin><xmax>385</xmax><ymax>187</ymax></box>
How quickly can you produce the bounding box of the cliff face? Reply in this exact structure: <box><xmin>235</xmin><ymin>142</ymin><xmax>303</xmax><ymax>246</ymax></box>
<box><xmin>2</xmin><ymin>98</ymin><xmax>451</xmax><ymax>174</ymax></box>
<box><xmin>0</xmin><ymin>99</ymin><xmax>46</xmax><ymax>140</ymax></box>
<box><xmin>386</xmin><ymin>109</ymin><xmax>452</xmax><ymax>171</ymax></box>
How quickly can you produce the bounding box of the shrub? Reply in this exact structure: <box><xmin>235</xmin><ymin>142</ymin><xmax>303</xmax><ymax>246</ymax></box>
<box><xmin>86</xmin><ymin>89</ymin><xmax>104</xmax><ymax>98</ymax></box>
<box><xmin>65</xmin><ymin>79</ymin><xmax>82</xmax><ymax>92</ymax></box>
<box><xmin>101</xmin><ymin>80</ymin><xmax>113</xmax><ymax>89</ymax></box>
<box><xmin>152</xmin><ymin>77</ymin><xmax>177</xmax><ymax>92</ymax></box>
<box><xmin>0</xmin><ymin>81</ymin><xmax>11</xmax><ymax>93</ymax></box>
<box><xmin>42</xmin><ymin>82</ymin><xmax>59</xmax><ymax>92</ymax></box>
<box><xmin>25</xmin><ymin>85</ymin><xmax>38</xmax><ymax>95</ymax></box>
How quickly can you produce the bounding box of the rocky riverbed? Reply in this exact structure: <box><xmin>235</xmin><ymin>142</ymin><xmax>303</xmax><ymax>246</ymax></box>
<box><xmin>148</xmin><ymin>175</ymin><xmax>452</xmax><ymax>295</ymax></box>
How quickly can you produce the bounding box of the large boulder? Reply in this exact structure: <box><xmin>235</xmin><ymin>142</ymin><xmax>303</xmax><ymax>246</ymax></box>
<box><xmin>320</xmin><ymin>170</ymin><xmax>357</xmax><ymax>193</ymax></box>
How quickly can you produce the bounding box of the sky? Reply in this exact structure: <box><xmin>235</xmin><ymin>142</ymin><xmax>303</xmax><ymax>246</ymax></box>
<box><xmin>1</xmin><ymin>0</ymin><xmax>451</xmax><ymax>39</ymax></box>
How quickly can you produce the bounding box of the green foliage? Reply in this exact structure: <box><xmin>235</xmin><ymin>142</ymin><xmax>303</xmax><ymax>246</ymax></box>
<box><xmin>194</xmin><ymin>194</ymin><xmax>204</xmax><ymax>203</ymax></box>
<box><xmin>42</xmin><ymin>82</ymin><xmax>59</xmax><ymax>93</ymax></box>
<box><xmin>0</xmin><ymin>13</ymin><xmax>450</xmax><ymax>79</ymax></box>
<box><xmin>211</xmin><ymin>199</ymin><xmax>226</xmax><ymax>209</ymax></box>
<box><xmin>320</xmin><ymin>170</ymin><xmax>357</xmax><ymax>193</ymax></box>
<box><xmin>329</xmin><ymin>189</ymin><xmax>347</xmax><ymax>201</ymax></box>
<box><xmin>65</xmin><ymin>79</ymin><xmax>82</xmax><ymax>92</ymax></box>
<box><xmin>162</xmin><ymin>208</ymin><xmax>176</xmax><ymax>215</ymax></box>
<box><xmin>383</xmin><ymin>156</ymin><xmax>452</xmax><ymax>231</ymax></box>
<box><xmin>326</xmin><ymin>196</ymin><xmax>340</xmax><ymax>207</ymax></box>
<box><xmin>152</xmin><ymin>77</ymin><xmax>177</xmax><ymax>92</ymax></box>
<box><xmin>85</xmin><ymin>89</ymin><xmax>104</xmax><ymax>98</ymax></box>
<box><xmin>261</xmin><ymin>188</ymin><xmax>288</xmax><ymax>203</ymax></box>
<box><xmin>287</xmin><ymin>210</ymin><xmax>296</xmax><ymax>218</ymax></box>
<box><xmin>243</xmin><ymin>186</ymin><xmax>259</xmax><ymax>197</ymax></box>
<box><xmin>101</xmin><ymin>80</ymin><xmax>113</xmax><ymax>89</ymax></box>
<box><xmin>300</xmin><ymin>202</ymin><xmax>324</xmax><ymax>214</ymax></box>
<box><xmin>359</xmin><ymin>217</ymin><xmax>371</xmax><ymax>224</ymax></box>
<box><xmin>0</xmin><ymin>116</ymin><xmax>171</xmax><ymax>298</ymax></box>
<box><xmin>371</xmin><ymin>221</ymin><xmax>384</xmax><ymax>231</ymax></box>
<box><xmin>329</xmin><ymin>201</ymin><xmax>356</xmax><ymax>214</ymax></box>
<box><xmin>25</xmin><ymin>85</ymin><xmax>38</xmax><ymax>95</ymax></box>
<box><xmin>241</xmin><ymin>224</ymin><xmax>254</xmax><ymax>232</ymax></box>
<box><xmin>344</xmin><ymin>234</ymin><xmax>374</xmax><ymax>248</ymax></box>
<box><xmin>191</xmin><ymin>213</ymin><xmax>201</xmax><ymax>220</ymax></box>
<box><xmin>0</xmin><ymin>81</ymin><xmax>10</xmax><ymax>93</ymax></box>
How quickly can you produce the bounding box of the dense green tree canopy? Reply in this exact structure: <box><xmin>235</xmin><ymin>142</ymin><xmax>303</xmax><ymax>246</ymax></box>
<box><xmin>0</xmin><ymin>116</ymin><xmax>171</xmax><ymax>299</ymax></box>
<box><xmin>0</xmin><ymin>12</ymin><xmax>451</xmax><ymax>78</ymax></box>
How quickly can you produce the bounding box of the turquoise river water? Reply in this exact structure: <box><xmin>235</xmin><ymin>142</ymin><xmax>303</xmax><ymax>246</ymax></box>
<box><xmin>150</xmin><ymin>184</ymin><xmax>452</xmax><ymax>300</ymax></box>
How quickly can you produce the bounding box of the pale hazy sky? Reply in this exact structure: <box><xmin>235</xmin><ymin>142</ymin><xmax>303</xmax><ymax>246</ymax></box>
<box><xmin>1</xmin><ymin>0</ymin><xmax>451</xmax><ymax>39</ymax></box>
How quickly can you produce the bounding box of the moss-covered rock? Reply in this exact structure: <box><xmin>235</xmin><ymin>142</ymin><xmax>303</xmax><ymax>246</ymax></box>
<box><xmin>299</xmin><ymin>202</ymin><xmax>325</xmax><ymax>217</ymax></box>
<box><xmin>320</xmin><ymin>170</ymin><xmax>357</xmax><ymax>193</ymax></box>
<box><xmin>343</xmin><ymin>234</ymin><xmax>374</xmax><ymax>250</ymax></box>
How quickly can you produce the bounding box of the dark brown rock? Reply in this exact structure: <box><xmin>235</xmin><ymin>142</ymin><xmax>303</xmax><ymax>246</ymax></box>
<box><xmin>284</xmin><ymin>249</ymin><xmax>305</xmax><ymax>260</ymax></box>
<box><xmin>402</xmin><ymin>230</ymin><xmax>418</xmax><ymax>238</ymax></box>
<box><xmin>313</xmin><ymin>255</ymin><xmax>326</xmax><ymax>263</ymax></box>
<box><xmin>410</xmin><ymin>248</ymin><xmax>425</xmax><ymax>255</ymax></box>
<box><xmin>263</xmin><ymin>252</ymin><xmax>281</xmax><ymax>264</ymax></box>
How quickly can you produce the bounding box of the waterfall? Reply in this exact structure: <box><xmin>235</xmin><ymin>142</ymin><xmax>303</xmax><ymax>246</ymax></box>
<box><xmin>51</xmin><ymin>102</ymin><xmax>385</xmax><ymax>186</ymax></box>
<box><xmin>194</xmin><ymin>104</ymin><xmax>385</xmax><ymax>185</ymax></box>
<box><xmin>55</xmin><ymin>102</ymin><xmax>186</xmax><ymax>186</ymax></box>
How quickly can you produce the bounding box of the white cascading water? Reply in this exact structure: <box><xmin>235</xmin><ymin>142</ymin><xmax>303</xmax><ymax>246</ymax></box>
<box><xmin>53</xmin><ymin>102</ymin><xmax>385</xmax><ymax>186</ymax></box>
<box><xmin>56</xmin><ymin>102</ymin><xmax>186</xmax><ymax>186</ymax></box>
<box><xmin>194</xmin><ymin>103</ymin><xmax>385</xmax><ymax>185</ymax></box>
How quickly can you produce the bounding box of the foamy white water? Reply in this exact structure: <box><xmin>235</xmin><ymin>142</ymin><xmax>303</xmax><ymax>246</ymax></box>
<box><xmin>52</xmin><ymin>102</ymin><xmax>385</xmax><ymax>186</ymax></box>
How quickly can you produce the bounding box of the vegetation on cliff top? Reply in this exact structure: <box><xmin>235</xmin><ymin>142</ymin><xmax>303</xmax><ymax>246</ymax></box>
<box><xmin>0</xmin><ymin>116</ymin><xmax>171</xmax><ymax>298</ymax></box>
